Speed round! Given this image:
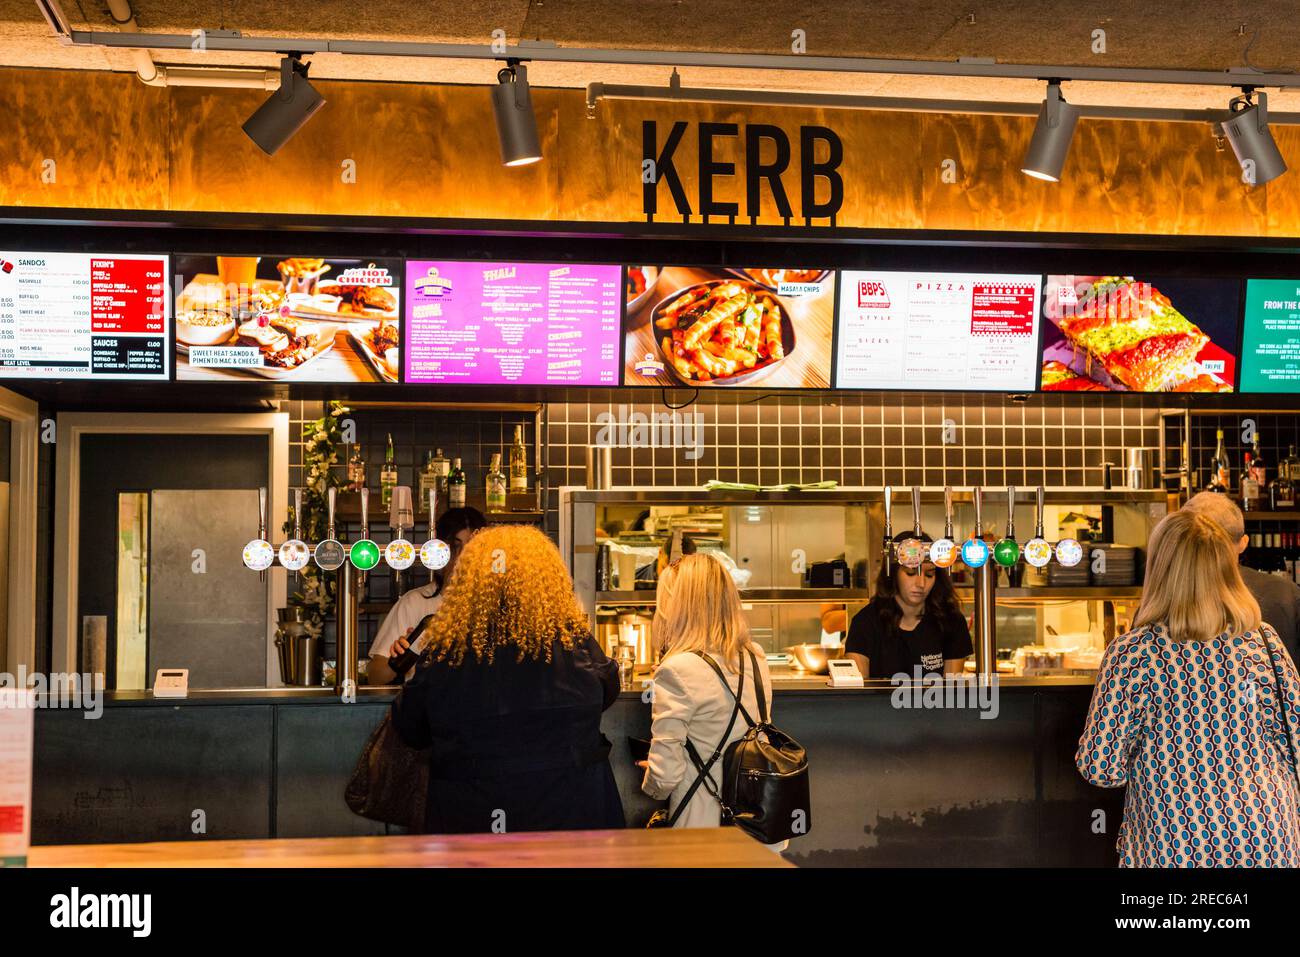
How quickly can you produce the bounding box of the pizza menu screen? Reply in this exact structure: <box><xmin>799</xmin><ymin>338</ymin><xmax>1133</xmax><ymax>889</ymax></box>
<box><xmin>834</xmin><ymin>271</ymin><xmax>1043</xmax><ymax>390</ymax></box>
<box><xmin>404</xmin><ymin>261</ymin><xmax>621</xmax><ymax>385</ymax></box>
<box><xmin>0</xmin><ymin>252</ymin><xmax>169</xmax><ymax>379</ymax></box>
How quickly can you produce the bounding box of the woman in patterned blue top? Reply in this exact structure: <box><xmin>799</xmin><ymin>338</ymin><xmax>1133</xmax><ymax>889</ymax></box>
<box><xmin>1077</xmin><ymin>509</ymin><xmax>1300</xmax><ymax>867</ymax></box>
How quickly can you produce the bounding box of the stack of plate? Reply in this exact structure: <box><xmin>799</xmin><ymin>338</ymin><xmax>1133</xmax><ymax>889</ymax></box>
<box><xmin>1048</xmin><ymin>559</ymin><xmax>1091</xmax><ymax>587</ymax></box>
<box><xmin>1089</xmin><ymin>543</ymin><xmax>1137</xmax><ymax>587</ymax></box>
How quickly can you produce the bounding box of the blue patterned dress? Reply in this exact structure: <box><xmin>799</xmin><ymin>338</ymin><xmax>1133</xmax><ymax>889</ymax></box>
<box><xmin>1077</xmin><ymin>621</ymin><xmax>1300</xmax><ymax>867</ymax></box>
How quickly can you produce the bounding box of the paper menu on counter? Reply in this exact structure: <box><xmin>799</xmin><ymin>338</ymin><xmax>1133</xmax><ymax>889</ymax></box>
<box><xmin>0</xmin><ymin>689</ymin><xmax>35</xmax><ymax>867</ymax></box>
<box><xmin>834</xmin><ymin>271</ymin><xmax>1043</xmax><ymax>391</ymax></box>
<box><xmin>0</xmin><ymin>252</ymin><xmax>169</xmax><ymax>380</ymax></box>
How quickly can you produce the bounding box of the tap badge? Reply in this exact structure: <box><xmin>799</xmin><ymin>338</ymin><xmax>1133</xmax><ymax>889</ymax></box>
<box><xmin>961</xmin><ymin>538</ymin><xmax>990</xmax><ymax>569</ymax></box>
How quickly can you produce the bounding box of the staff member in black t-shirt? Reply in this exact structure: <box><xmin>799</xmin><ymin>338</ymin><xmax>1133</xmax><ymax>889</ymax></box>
<box><xmin>845</xmin><ymin>531</ymin><xmax>973</xmax><ymax>680</ymax></box>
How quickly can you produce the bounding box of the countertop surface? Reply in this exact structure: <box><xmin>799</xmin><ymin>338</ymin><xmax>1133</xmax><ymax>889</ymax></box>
<box><xmin>29</xmin><ymin>828</ymin><xmax>792</xmax><ymax>869</ymax></box>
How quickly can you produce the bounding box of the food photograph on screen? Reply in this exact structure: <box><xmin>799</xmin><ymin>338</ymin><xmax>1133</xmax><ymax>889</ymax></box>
<box><xmin>1039</xmin><ymin>275</ymin><xmax>1238</xmax><ymax>393</ymax></box>
<box><xmin>834</xmin><ymin>271</ymin><xmax>1043</xmax><ymax>391</ymax></box>
<box><xmin>404</xmin><ymin>260</ymin><xmax>621</xmax><ymax>386</ymax></box>
<box><xmin>173</xmin><ymin>255</ymin><xmax>401</xmax><ymax>382</ymax></box>
<box><xmin>1240</xmin><ymin>279</ymin><xmax>1300</xmax><ymax>393</ymax></box>
<box><xmin>623</xmin><ymin>267</ymin><xmax>834</xmax><ymax>388</ymax></box>
<box><xmin>0</xmin><ymin>251</ymin><xmax>169</xmax><ymax>380</ymax></box>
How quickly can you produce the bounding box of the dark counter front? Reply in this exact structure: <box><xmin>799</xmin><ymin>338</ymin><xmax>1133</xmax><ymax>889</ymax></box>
<box><xmin>31</xmin><ymin>682</ymin><xmax>1121</xmax><ymax>867</ymax></box>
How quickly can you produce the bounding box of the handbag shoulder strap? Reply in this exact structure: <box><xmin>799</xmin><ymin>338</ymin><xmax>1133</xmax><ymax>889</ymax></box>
<box><xmin>693</xmin><ymin>650</ymin><xmax>757</xmax><ymax>728</ymax></box>
<box><xmin>665</xmin><ymin>661</ymin><xmax>743</xmax><ymax>828</ymax></box>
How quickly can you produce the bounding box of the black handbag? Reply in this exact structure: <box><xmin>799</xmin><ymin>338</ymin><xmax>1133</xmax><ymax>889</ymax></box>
<box><xmin>344</xmin><ymin>693</ymin><xmax>429</xmax><ymax>832</ymax></box>
<box><xmin>691</xmin><ymin>648</ymin><xmax>811</xmax><ymax>844</ymax></box>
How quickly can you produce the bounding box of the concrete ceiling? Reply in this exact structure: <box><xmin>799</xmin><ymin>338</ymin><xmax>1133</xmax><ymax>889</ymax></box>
<box><xmin>5</xmin><ymin>0</ymin><xmax>1300</xmax><ymax>111</ymax></box>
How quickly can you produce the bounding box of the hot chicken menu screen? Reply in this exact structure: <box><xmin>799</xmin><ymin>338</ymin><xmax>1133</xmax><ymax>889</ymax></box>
<box><xmin>0</xmin><ymin>252</ymin><xmax>169</xmax><ymax>379</ymax></box>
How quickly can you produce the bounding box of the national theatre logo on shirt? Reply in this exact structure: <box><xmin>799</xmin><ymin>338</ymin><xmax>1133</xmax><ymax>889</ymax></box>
<box><xmin>889</xmin><ymin>668</ymin><xmax>1000</xmax><ymax>720</ymax></box>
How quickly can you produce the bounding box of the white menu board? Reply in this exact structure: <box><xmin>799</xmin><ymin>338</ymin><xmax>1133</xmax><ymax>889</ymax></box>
<box><xmin>0</xmin><ymin>251</ymin><xmax>169</xmax><ymax>379</ymax></box>
<box><xmin>835</xmin><ymin>271</ymin><xmax>1043</xmax><ymax>391</ymax></box>
<box><xmin>0</xmin><ymin>689</ymin><xmax>34</xmax><ymax>866</ymax></box>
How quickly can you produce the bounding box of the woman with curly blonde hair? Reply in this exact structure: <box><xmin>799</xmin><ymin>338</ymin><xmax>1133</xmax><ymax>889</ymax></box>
<box><xmin>392</xmin><ymin>524</ymin><xmax>625</xmax><ymax>834</ymax></box>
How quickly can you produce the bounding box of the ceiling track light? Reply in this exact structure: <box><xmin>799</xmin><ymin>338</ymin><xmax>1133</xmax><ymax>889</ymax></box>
<box><xmin>1221</xmin><ymin>88</ymin><xmax>1288</xmax><ymax>186</ymax></box>
<box><xmin>492</xmin><ymin>60</ymin><xmax>543</xmax><ymax>167</ymax></box>
<box><xmin>241</xmin><ymin>54</ymin><xmax>326</xmax><ymax>156</ymax></box>
<box><xmin>1021</xmin><ymin>81</ymin><xmax>1079</xmax><ymax>182</ymax></box>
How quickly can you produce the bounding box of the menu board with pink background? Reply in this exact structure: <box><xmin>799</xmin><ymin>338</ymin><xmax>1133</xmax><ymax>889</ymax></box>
<box><xmin>404</xmin><ymin>260</ymin><xmax>621</xmax><ymax>385</ymax></box>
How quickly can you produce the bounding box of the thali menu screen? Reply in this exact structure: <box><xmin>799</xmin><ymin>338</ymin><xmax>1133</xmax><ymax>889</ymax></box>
<box><xmin>1240</xmin><ymin>279</ymin><xmax>1300</xmax><ymax>392</ymax></box>
<box><xmin>404</xmin><ymin>261</ymin><xmax>621</xmax><ymax>385</ymax></box>
<box><xmin>834</xmin><ymin>271</ymin><xmax>1043</xmax><ymax>391</ymax></box>
<box><xmin>0</xmin><ymin>252</ymin><xmax>169</xmax><ymax>379</ymax></box>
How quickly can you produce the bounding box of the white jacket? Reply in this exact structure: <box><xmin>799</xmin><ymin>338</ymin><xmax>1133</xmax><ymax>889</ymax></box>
<box><xmin>641</xmin><ymin>648</ymin><xmax>774</xmax><ymax>828</ymax></box>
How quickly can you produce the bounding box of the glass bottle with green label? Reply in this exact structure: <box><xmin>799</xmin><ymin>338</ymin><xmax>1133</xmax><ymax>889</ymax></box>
<box><xmin>486</xmin><ymin>452</ymin><xmax>507</xmax><ymax>512</ymax></box>
<box><xmin>380</xmin><ymin>433</ymin><xmax>398</xmax><ymax>509</ymax></box>
<box><xmin>418</xmin><ymin>451</ymin><xmax>438</xmax><ymax>512</ymax></box>
<box><xmin>448</xmin><ymin>457</ymin><xmax>467</xmax><ymax>509</ymax></box>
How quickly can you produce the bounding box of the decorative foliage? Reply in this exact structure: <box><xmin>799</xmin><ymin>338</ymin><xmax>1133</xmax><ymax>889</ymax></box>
<box><xmin>284</xmin><ymin>401</ymin><xmax>349</xmax><ymax>636</ymax></box>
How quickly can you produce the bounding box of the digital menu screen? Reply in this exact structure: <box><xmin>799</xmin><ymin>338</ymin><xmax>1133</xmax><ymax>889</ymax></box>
<box><xmin>0</xmin><ymin>252</ymin><xmax>169</xmax><ymax>380</ymax></box>
<box><xmin>624</xmin><ymin>267</ymin><xmax>835</xmax><ymax>388</ymax></box>
<box><xmin>174</xmin><ymin>255</ymin><xmax>401</xmax><ymax>382</ymax></box>
<box><xmin>404</xmin><ymin>261</ymin><xmax>620</xmax><ymax>386</ymax></box>
<box><xmin>1240</xmin><ymin>279</ymin><xmax>1300</xmax><ymax>392</ymax></box>
<box><xmin>1039</xmin><ymin>275</ymin><xmax>1237</xmax><ymax>393</ymax></box>
<box><xmin>834</xmin><ymin>271</ymin><xmax>1042</xmax><ymax>391</ymax></box>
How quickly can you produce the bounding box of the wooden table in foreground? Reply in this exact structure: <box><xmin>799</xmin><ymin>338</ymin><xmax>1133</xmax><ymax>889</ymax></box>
<box><xmin>29</xmin><ymin>828</ymin><xmax>793</xmax><ymax>869</ymax></box>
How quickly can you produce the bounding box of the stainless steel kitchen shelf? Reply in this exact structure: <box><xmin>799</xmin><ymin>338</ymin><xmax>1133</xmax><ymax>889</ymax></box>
<box><xmin>571</xmin><ymin>487</ymin><xmax>1168</xmax><ymax>506</ymax></box>
<box><xmin>596</xmin><ymin>587</ymin><xmax>874</xmax><ymax>604</ymax></box>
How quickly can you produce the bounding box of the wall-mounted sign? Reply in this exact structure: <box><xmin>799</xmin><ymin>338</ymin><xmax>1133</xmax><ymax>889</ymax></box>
<box><xmin>404</xmin><ymin>260</ymin><xmax>621</xmax><ymax>386</ymax></box>
<box><xmin>834</xmin><ymin>271</ymin><xmax>1043</xmax><ymax>391</ymax></box>
<box><xmin>624</xmin><ymin>266</ymin><xmax>835</xmax><ymax>388</ymax></box>
<box><xmin>174</xmin><ymin>255</ymin><xmax>401</xmax><ymax>383</ymax></box>
<box><xmin>642</xmin><ymin>122</ymin><xmax>844</xmax><ymax>225</ymax></box>
<box><xmin>0</xmin><ymin>252</ymin><xmax>169</xmax><ymax>380</ymax></box>
<box><xmin>1241</xmin><ymin>279</ymin><xmax>1300</xmax><ymax>393</ymax></box>
<box><xmin>1039</xmin><ymin>275</ymin><xmax>1238</xmax><ymax>393</ymax></box>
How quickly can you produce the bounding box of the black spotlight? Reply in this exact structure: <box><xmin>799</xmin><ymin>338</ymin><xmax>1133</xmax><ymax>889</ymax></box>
<box><xmin>242</xmin><ymin>55</ymin><xmax>326</xmax><ymax>156</ymax></box>
<box><xmin>492</xmin><ymin>62</ymin><xmax>542</xmax><ymax>166</ymax></box>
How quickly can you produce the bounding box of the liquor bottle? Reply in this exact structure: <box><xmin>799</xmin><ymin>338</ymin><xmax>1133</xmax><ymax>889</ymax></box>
<box><xmin>485</xmin><ymin>452</ymin><xmax>507</xmax><ymax>512</ymax></box>
<box><xmin>1208</xmin><ymin>429</ymin><xmax>1231</xmax><ymax>493</ymax></box>
<box><xmin>1242</xmin><ymin>452</ymin><xmax>1261</xmax><ymax>511</ymax></box>
<box><xmin>347</xmin><ymin>443</ymin><xmax>366</xmax><ymax>492</ymax></box>
<box><xmin>1284</xmin><ymin>445</ymin><xmax>1300</xmax><ymax>482</ymax></box>
<box><xmin>431</xmin><ymin>448</ymin><xmax>450</xmax><ymax>494</ymax></box>
<box><xmin>509</xmin><ymin>425</ymin><xmax>528</xmax><ymax>493</ymax></box>
<box><xmin>380</xmin><ymin>433</ymin><xmax>398</xmax><ymax>509</ymax></box>
<box><xmin>1251</xmin><ymin>436</ymin><xmax>1267</xmax><ymax>489</ymax></box>
<box><xmin>418</xmin><ymin>451</ymin><xmax>438</xmax><ymax>513</ymax></box>
<box><xmin>448</xmin><ymin>457</ymin><xmax>467</xmax><ymax>509</ymax></box>
<box><xmin>1275</xmin><ymin>466</ymin><xmax>1297</xmax><ymax>510</ymax></box>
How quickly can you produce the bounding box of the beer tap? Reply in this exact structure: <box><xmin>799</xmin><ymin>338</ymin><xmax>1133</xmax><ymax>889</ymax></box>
<box><xmin>1024</xmin><ymin>487</ymin><xmax>1052</xmax><ymax>570</ymax></box>
<box><xmin>882</xmin><ymin>485</ymin><xmax>895</xmax><ymax>574</ymax></box>
<box><xmin>994</xmin><ymin>486</ymin><xmax>1020</xmax><ymax>569</ymax></box>
<box><xmin>929</xmin><ymin>486</ymin><xmax>957</xmax><ymax>568</ymax></box>
<box><xmin>896</xmin><ymin>486</ymin><xmax>925</xmax><ymax>568</ymax></box>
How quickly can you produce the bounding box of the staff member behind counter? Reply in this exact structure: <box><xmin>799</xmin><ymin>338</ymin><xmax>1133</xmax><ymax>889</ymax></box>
<box><xmin>845</xmin><ymin>531</ymin><xmax>973</xmax><ymax>680</ymax></box>
<box><xmin>367</xmin><ymin>507</ymin><xmax>487</xmax><ymax>685</ymax></box>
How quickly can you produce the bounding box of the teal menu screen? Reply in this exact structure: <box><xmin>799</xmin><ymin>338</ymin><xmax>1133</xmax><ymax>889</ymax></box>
<box><xmin>1241</xmin><ymin>279</ymin><xmax>1300</xmax><ymax>392</ymax></box>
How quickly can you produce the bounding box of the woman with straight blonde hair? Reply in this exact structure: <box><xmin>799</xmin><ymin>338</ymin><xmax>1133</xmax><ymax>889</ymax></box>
<box><xmin>1077</xmin><ymin>509</ymin><xmax>1300</xmax><ymax>866</ymax></box>
<box><xmin>391</xmin><ymin>524</ymin><xmax>624</xmax><ymax>834</ymax></box>
<box><xmin>641</xmin><ymin>553</ymin><xmax>774</xmax><ymax>829</ymax></box>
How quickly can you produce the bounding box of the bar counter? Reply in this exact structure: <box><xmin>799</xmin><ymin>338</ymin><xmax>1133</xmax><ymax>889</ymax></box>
<box><xmin>30</xmin><ymin>673</ymin><xmax>1118</xmax><ymax>867</ymax></box>
<box><xmin>30</xmin><ymin>827</ymin><xmax>791</xmax><ymax>869</ymax></box>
